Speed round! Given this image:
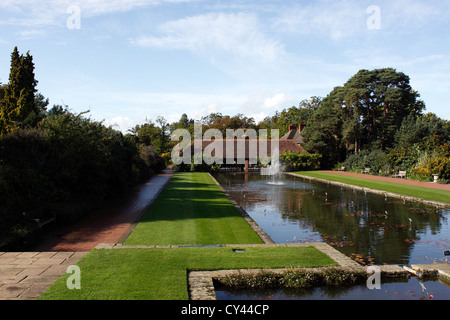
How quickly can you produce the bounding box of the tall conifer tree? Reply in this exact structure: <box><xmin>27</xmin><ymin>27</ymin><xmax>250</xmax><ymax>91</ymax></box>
<box><xmin>0</xmin><ymin>47</ymin><xmax>39</xmax><ymax>136</ymax></box>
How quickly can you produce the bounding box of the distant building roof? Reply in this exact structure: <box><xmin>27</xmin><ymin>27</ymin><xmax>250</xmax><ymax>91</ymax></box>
<box><xmin>280</xmin><ymin>129</ymin><xmax>304</xmax><ymax>145</ymax></box>
<box><xmin>190</xmin><ymin>139</ymin><xmax>308</xmax><ymax>160</ymax></box>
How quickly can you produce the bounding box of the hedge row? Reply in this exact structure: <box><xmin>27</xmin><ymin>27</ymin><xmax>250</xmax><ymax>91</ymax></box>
<box><xmin>0</xmin><ymin>111</ymin><xmax>165</xmax><ymax>249</ymax></box>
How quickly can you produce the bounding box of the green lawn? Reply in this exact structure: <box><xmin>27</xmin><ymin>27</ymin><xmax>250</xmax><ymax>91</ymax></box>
<box><xmin>39</xmin><ymin>171</ymin><xmax>339</xmax><ymax>300</ymax></box>
<box><xmin>124</xmin><ymin>172</ymin><xmax>263</xmax><ymax>245</ymax></box>
<box><xmin>39</xmin><ymin>246</ymin><xmax>337</xmax><ymax>300</ymax></box>
<box><xmin>294</xmin><ymin>171</ymin><xmax>450</xmax><ymax>204</ymax></box>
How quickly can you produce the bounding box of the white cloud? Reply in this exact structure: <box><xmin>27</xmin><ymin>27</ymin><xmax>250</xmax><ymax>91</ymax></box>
<box><xmin>263</xmin><ymin>93</ymin><xmax>291</xmax><ymax>110</ymax></box>
<box><xmin>130</xmin><ymin>12</ymin><xmax>285</xmax><ymax>62</ymax></box>
<box><xmin>246</xmin><ymin>112</ymin><xmax>269</xmax><ymax>123</ymax></box>
<box><xmin>241</xmin><ymin>92</ymin><xmax>296</xmax><ymax>116</ymax></box>
<box><xmin>103</xmin><ymin>115</ymin><xmax>143</xmax><ymax>133</ymax></box>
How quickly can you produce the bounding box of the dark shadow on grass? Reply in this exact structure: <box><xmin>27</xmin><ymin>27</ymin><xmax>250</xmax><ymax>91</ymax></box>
<box><xmin>137</xmin><ymin>190</ymin><xmax>243</xmax><ymax>222</ymax></box>
<box><xmin>129</xmin><ymin>172</ymin><xmax>250</xmax><ymax>222</ymax></box>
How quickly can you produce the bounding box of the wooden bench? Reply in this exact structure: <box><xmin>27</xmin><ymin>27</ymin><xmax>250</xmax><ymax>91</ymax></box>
<box><xmin>32</xmin><ymin>214</ymin><xmax>56</xmax><ymax>229</ymax></box>
<box><xmin>38</xmin><ymin>217</ymin><xmax>56</xmax><ymax>228</ymax></box>
<box><xmin>361</xmin><ymin>168</ymin><xmax>371</xmax><ymax>174</ymax></box>
<box><xmin>394</xmin><ymin>171</ymin><xmax>407</xmax><ymax>179</ymax></box>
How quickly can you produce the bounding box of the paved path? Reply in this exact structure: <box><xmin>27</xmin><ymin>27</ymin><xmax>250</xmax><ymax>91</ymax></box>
<box><xmin>0</xmin><ymin>251</ymin><xmax>87</xmax><ymax>300</ymax></box>
<box><xmin>320</xmin><ymin>170</ymin><xmax>450</xmax><ymax>191</ymax></box>
<box><xmin>0</xmin><ymin>169</ymin><xmax>173</xmax><ymax>300</ymax></box>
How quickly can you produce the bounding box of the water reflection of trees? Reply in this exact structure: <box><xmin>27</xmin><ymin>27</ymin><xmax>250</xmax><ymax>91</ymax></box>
<box><xmin>218</xmin><ymin>173</ymin><xmax>447</xmax><ymax>265</ymax></box>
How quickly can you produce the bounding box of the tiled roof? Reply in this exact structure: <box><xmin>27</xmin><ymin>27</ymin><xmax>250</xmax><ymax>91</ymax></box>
<box><xmin>189</xmin><ymin>139</ymin><xmax>308</xmax><ymax>160</ymax></box>
<box><xmin>281</xmin><ymin>129</ymin><xmax>304</xmax><ymax>144</ymax></box>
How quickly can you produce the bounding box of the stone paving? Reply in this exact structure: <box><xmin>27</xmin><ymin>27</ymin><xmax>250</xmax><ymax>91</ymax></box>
<box><xmin>410</xmin><ymin>263</ymin><xmax>450</xmax><ymax>280</ymax></box>
<box><xmin>0</xmin><ymin>251</ymin><xmax>87</xmax><ymax>300</ymax></box>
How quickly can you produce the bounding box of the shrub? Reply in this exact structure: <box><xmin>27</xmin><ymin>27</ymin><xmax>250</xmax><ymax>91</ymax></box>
<box><xmin>218</xmin><ymin>268</ymin><xmax>366</xmax><ymax>289</ymax></box>
<box><xmin>321</xmin><ymin>267</ymin><xmax>364</xmax><ymax>286</ymax></box>
<box><xmin>387</xmin><ymin>147</ymin><xmax>416</xmax><ymax>172</ymax></box>
<box><xmin>343</xmin><ymin>149</ymin><xmax>391</xmax><ymax>174</ymax></box>
<box><xmin>220</xmin><ymin>271</ymin><xmax>281</xmax><ymax>289</ymax></box>
<box><xmin>0</xmin><ymin>110</ymin><xmax>166</xmax><ymax>248</ymax></box>
<box><xmin>410</xmin><ymin>151</ymin><xmax>450</xmax><ymax>182</ymax></box>
<box><xmin>172</xmin><ymin>155</ymin><xmax>221</xmax><ymax>173</ymax></box>
<box><xmin>280</xmin><ymin>270</ymin><xmax>321</xmax><ymax>288</ymax></box>
<box><xmin>430</xmin><ymin>156</ymin><xmax>450</xmax><ymax>179</ymax></box>
<box><xmin>280</xmin><ymin>151</ymin><xmax>322</xmax><ymax>172</ymax></box>
<box><xmin>0</xmin><ymin>129</ymin><xmax>55</xmax><ymax>225</ymax></box>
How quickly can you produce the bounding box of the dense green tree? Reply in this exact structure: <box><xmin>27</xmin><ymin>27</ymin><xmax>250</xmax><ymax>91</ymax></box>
<box><xmin>395</xmin><ymin>112</ymin><xmax>449</xmax><ymax>149</ymax></box>
<box><xmin>275</xmin><ymin>97</ymin><xmax>321</xmax><ymax>136</ymax></box>
<box><xmin>201</xmin><ymin>112</ymin><xmax>223</xmax><ymax>126</ymax></box>
<box><xmin>170</xmin><ymin>113</ymin><xmax>194</xmax><ymax>133</ymax></box>
<box><xmin>277</xmin><ymin>106</ymin><xmax>303</xmax><ymax>136</ymax></box>
<box><xmin>302</xmin><ymin>68</ymin><xmax>426</xmax><ymax>168</ymax></box>
<box><xmin>128</xmin><ymin>117</ymin><xmax>171</xmax><ymax>154</ymax></box>
<box><xmin>256</xmin><ymin>111</ymin><xmax>280</xmax><ymax>139</ymax></box>
<box><xmin>0</xmin><ymin>47</ymin><xmax>43</xmax><ymax>136</ymax></box>
<box><xmin>0</xmin><ymin>47</ymin><xmax>48</xmax><ymax>135</ymax></box>
<box><xmin>34</xmin><ymin>92</ymin><xmax>49</xmax><ymax>118</ymax></box>
<box><xmin>201</xmin><ymin>113</ymin><xmax>256</xmax><ymax>136</ymax></box>
<box><xmin>302</xmin><ymin>96</ymin><xmax>344</xmax><ymax>168</ymax></box>
<box><xmin>0</xmin><ymin>83</ymin><xmax>6</xmax><ymax>101</ymax></box>
<box><xmin>342</xmin><ymin>68</ymin><xmax>425</xmax><ymax>149</ymax></box>
<box><xmin>156</xmin><ymin>115</ymin><xmax>170</xmax><ymax>153</ymax></box>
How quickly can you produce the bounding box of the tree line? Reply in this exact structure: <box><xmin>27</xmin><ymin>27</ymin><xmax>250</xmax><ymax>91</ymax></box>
<box><xmin>0</xmin><ymin>48</ymin><xmax>165</xmax><ymax>249</ymax></box>
<box><xmin>164</xmin><ymin>68</ymin><xmax>449</xmax><ymax>181</ymax></box>
<box><xmin>1</xmin><ymin>46</ymin><xmax>448</xmax><ymax>249</ymax></box>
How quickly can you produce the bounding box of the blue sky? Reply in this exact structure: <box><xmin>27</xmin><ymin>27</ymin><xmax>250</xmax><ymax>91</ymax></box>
<box><xmin>1</xmin><ymin>0</ymin><xmax>449</xmax><ymax>133</ymax></box>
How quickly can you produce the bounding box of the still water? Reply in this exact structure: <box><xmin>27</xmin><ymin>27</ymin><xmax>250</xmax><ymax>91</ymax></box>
<box><xmin>215</xmin><ymin>277</ymin><xmax>449</xmax><ymax>300</ymax></box>
<box><xmin>214</xmin><ymin>172</ymin><xmax>450</xmax><ymax>300</ymax></box>
<box><xmin>215</xmin><ymin>172</ymin><xmax>450</xmax><ymax>266</ymax></box>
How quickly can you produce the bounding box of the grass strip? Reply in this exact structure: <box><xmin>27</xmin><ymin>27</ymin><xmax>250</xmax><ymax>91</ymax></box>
<box><xmin>294</xmin><ymin>171</ymin><xmax>450</xmax><ymax>204</ymax></box>
<box><xmin>39</xmin><ymin>246</ymin><xmax>337</xmax><ymax>300</ymax></box>
<box><xmin>124</xmin><ymin>172</ymin><xmax>263</xmax><ymax>245</ymax></box>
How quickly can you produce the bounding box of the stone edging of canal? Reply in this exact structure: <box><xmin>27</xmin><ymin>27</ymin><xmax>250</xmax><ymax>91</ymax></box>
<box><xmin>186</xmin><ymin>243</ymin><xmax>410</xmax><ymax>300</ymax></box>
<box><xmin>285</xmin><ymin>172</ymin><xmax>450</xmax><ymax>209</ymax></box>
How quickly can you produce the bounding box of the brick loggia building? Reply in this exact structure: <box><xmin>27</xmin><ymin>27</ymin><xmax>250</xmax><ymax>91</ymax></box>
<box><xmin>187</xmin><ymin>123</ymin><xmax>308</xmax><ymax>172</ymax></box>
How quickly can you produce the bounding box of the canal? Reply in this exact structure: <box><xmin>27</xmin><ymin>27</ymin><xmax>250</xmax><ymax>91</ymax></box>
<box><xmin>214</xmin><ymin>172</ymin><xmax>450</xmax><ymax>300</ymax></box>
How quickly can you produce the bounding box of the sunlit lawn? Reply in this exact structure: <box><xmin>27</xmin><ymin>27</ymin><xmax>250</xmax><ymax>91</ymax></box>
<box><xmin>124</xmin><ymin>172</ymin><xmax>263</xmax><ymax>245</ymax></box>
<box><xmin>39</xmin><ymin>246</ymin><xmax>337</xmax><ymax>300</ymax></box>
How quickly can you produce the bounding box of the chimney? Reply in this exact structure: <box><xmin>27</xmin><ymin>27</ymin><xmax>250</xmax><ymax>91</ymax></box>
<box><xmin>298</xmin><ymin>123</ymin><xmax>306</xmax><ymax>133</ymax></box>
